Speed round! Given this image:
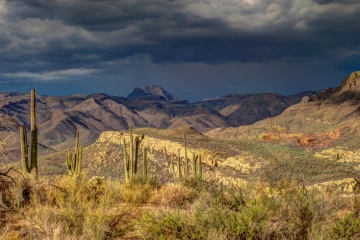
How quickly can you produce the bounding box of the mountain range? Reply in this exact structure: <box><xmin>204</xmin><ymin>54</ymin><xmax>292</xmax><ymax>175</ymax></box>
<box><xmin>207</xmin><ymin>71</ymin><xmax>360</xmax><ymax>149</ymax></box>
<box><xmin>0</xmin><ymin>85</ymin><xmax>316</xmax><ymax>156</ymax></box>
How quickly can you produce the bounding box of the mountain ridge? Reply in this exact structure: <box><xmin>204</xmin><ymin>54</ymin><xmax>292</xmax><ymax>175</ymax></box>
<box><xmin>206</xmin><ymin>71</ymin><xmax>360</xmax><ymax>149</ymax></box>
<box><xmin>0</xmin><ymin>84</ymin><xmax>317</xmax><ymax>161</ymax></box>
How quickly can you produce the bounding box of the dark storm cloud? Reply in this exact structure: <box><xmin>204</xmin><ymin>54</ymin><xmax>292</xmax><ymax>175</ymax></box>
<box><xmin>0</xmin><ymin>0</ymin><xmax>358</xmax><ymax>70</ymax></box>
<box><xmin>313</xmin><ymin>0</ymin><xmax>358</xmax><ymax>4</ymax></box>
<box><xmin>0</xmin><ymin>0</ymin><xmax>358</xmax><ymax>100</ymax></box>
<box><xmin>2</xmin><ymin>0</ymin><xmax>359</xmax><ymax>66</ymax></box>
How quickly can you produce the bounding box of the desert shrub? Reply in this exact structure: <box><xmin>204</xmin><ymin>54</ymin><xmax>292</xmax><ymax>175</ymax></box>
<box><xmin>140</xmin><ymin>180</ymin><xmax>277</xmax><ymax>240</ymax></box>
<box><xmin>149</xmin><ymin>184</ymin><xmax>197</xmax><ymax>208</ymax></box>
<box><xmin>121</xmin><ymin>175</ymin><xmax>161</xmax><ymax>204</ymax></box>
<box><xmin>140</xmin><ymin>179</ymin><xmax>360</xmax><ymax>240</ymax></box>
<box><xmin>0</xmin><ymin>167</ymin><xmax>31</xmax><ymax>210</ymax></box>
<box><xmin>128</xmin><ymin>174</ymin><xmax>161</xmax><ymax>189</ymax></box>
<box><xmin>25</xmin><ymin>174</ymin><xmax>126</xmax><ymax>239</ymax></box>
<box><xmin>180</xmin><ymin>177</ymin><xmax>208</xmax><ymax>191</ymax></box>
<box><xmin>140</xmin><ymin>196</ymin><xmax>277</xmax><ymax>240</ymax></box>
<box><xmin>87</xmin><ymin>176</ymin><xmax>106</xmax><ymax>200</ymax></box>
<box><xmin>140</xmin><ymin>210</ymin><xmax>206</xmax><ymax>240</ymax></box>
<box><xmin>274</xmin><ymin>183</ymin><xmax>329</xmax><ymax>240</ymax></box>
<box><xmin>331</xmin><ymin>213</ymin><xmax>360</xmax><ymax>239</ymax></box>
<box><xmin>121</xmin><ymin>183</ymin><xmax>152</xmax><ymax>204</ymax></box>
<box><xmin>147</xmin><ymin>175</ymin><xmax>162</xmax><ymax>189</ymax></box>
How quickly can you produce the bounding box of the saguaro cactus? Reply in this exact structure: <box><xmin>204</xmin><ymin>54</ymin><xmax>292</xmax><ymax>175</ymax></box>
<box><xmin>129</xmin><ymin>125</ymin><xmax>134</xmax><ymax>176</ymax></box>
<box><xmin>192</xmin><ymin>152</ymin><xmax>198</xmax><ymax>178</ymax></box>
<box><xmin>198</xmin><ymin>154</ymin><xmax>202</xmax><ymax>179</ymax></box>
<box><xmin>177</xmin><ymin>148</ymin><xmax>182</xmax><ymax>178</ymax></box>
<box><xmin>133</xmin><ymin>135</ymin><xmax>144</xmax><ymax>175</ymax></box>
<box><xmin>143</xmin><ymin>147</ymin><xmax>147</xmax><ymax>180</ymax></box>
<box><xmin>183</xmin><ymin>133</ymin><xmax>189</xmax><ymax>177</ymax></box>
<box><xmin>20</xmin><ymin>89</ymin><xmax>38</xmax><ymax>179</ymax></box>
<box><xmin>171</xmin><ymin>153</ymin><xmax>175</xmax><ymax>177</ymax></box>
<box><xmin>123</xmin><ymin>138</ymin><xmax>130</xmax><ymax>182</ymax></box>
<box><xmin>123</xmin><ymin>124</ymin><xmax>146</xmax><ymax>182</ymax></box>
<box><xmin>66</xmin><ymin>130</ymin><xmax>82</xmax><ymax>177</ymax></box>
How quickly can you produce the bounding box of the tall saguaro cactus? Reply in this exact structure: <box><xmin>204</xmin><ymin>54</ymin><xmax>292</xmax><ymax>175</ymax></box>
<box><xmin>123</xmin><ymin>138</ymin><xmax>130</xmax><ymax>182</ymax></box>
<box><xmin>133</xmin><ymin>135</ymin><xmax>144</xmax><ymax>175</ymax></box>
<box><xmin>129</xmin><ymin>125</ymin><xmax>134</xmax><ymax>176</ymax></box>
<box><xmin>123</xmin><ymin>124</ymin><xmax>146</xmax><ymax>182</ymax></box>
<box><xmin>177</xmin><ymin>148</ymin><xmax>182</xmax><ymax>178</ymax></box>
<box><xmin>143</xmin><ymin>147</ymin><xmax>147</xmax><ymax>180</ymax></box>
<box><xmin>192</xmin><ymin>152</ymin><xmax>198</xmax><ymax>178</ymax></box>
<box><xmin>66</xmin><ymin>130</ymin><xmax>82</xmax><ymax>177</ymax></box>
<box><xmin>183</xmin><ymin>133</ymin><xmax>189</xmax><ymax>177</ymax></box>
<box><xmin>198</xmin><ymin>154</ymin><xmax>202</xmax><ymax>179</ymax></box>
<box><xmin>20</xmin><ymin>89</ymin><xmax>38</xmax><ymax>179</ymax></box>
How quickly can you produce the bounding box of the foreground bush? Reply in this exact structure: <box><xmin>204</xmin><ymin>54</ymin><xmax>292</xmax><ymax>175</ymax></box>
<box><xmin>25</xmin><ymin>174</ymin><xmax>126</xmax><ymax>239</ymax></box>
<box><xmin>2</xmin><ymin>171</ymin><xmax>360</xmax><ymax>240</ymax></box>
<box><xmin>138</xmin><ymin>179</ymin><xmax>360</xmax><ymax>240</ymax></box>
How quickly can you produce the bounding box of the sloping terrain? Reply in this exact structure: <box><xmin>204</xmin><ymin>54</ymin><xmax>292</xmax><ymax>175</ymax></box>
<box><xmin>207</xmin><ymin>71</ymin><xmax>360</xmax><ymax>148</ymax></box>
<box><xmin>200</xmin><ymin>91</ymin><xmax>318</xmax><ymax>126</ymax></box>
<box><xmin>205</xmin><ymin>71</ymin><xmax>360</xmax><ymax>184</ymax></box>
<box><xmin>28</xmin><ymin>125</ymin><xmax>358</xmax><ymax>186</ymax></box>
<box><xmin>0</xmin><ymin>86</ymin><xmax>314</xmax><ymax>162</ymax></box>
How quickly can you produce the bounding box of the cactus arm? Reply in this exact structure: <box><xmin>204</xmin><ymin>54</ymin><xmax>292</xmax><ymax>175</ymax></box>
<box><xmin>30</xmin><ymin>89</ymin><xmax>36</xmax><ymax>130</ymax></box>
<box><xmin>143</xmin><ymin>147</ymin><xmax>147</xmax><ymax>180</ymax></box>
<box><xmin>20</xmin><ymin>125</ymin><xmax>30</xmax><ymax>173</ymax></box>
<box><xmin>170</xmin><ymin>153</ymin><xmax>175</xmax><ymax>175</ymax></box>
<box><xmin>134</xmin><ymin>136</ymin><xmax>140</xmax><ymax>174</ymax></box>
<box><xmin>198</xmin><ymin>154</ymin><xmax>202</xmax><ymax>179</ymax></box>
<box><xmin>30</xmin><ymin>127</ymin><xmax>38</xmax><ymax>176</ymax></box>
<box><xmin>192</xmin><ymin>152</ymin><xmax>198</xmax><ymax>178</ymax></box>
<box><xmin>66</xmin><ymin>148</ymin><xmax>72</xmax><ymax>175</ymax></box>
<box><xmin>123</xmin><ymin>138</ymin><xmax>129</xmax><ymax>182</ymax></box>
<box><xmin>177</xmin><ymin>148</ymin><xmax>182</xmax><ymax>178</ymax></box>
<box><xmin>183</xmin><ymin>133</ymin><xmax>188</xmax><ymax>177</ymax></box>
<box><xmin>75</xmin><ymin>130</ymin><xmax>79</xmax><ymax>152</ymax></box>
<box><xmin>76</xmin><ymin>146</ymin><xmax>82</xmax><ymax>176</ymax></box>
<box><xmin>129</xmin><ymin>124</ymin><xmax>133</xmax><ymax>177</ymax></box>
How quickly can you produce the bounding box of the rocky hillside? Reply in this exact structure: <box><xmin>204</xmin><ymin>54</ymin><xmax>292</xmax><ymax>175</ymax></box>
<box><xmin>207</xmin><ymin>71</ymin><xmax>360</xmax><ymax>149</ymax></box>
<box><xmin>200</xmin><ymin>91</ymin><xmax>318</xmax><ymax>126</ymax></box>
<box><xmin>36</xmin><ymin>125</ymin><xmax>359</xmax><ymax>186</ymax></box>
<box><xmin>0</xmin><ymin>85</ymin><xmax>315</xmax><ymax>161</ymax></box>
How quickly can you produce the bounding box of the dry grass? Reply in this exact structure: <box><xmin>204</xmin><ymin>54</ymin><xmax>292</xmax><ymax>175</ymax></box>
<box><xmin>21</xmin><ymin>174</ymin><xmax>129</xmax><ymax>239</ymax></box>
<box><xmin>0</xmin><ymin>171</ymin><xmax>360</xmax><ymax>240</ymax></box>
<box><xmin>139</xmin><ymin>179</ymin><xmax>360</xmax><ymax>240</ymax></box>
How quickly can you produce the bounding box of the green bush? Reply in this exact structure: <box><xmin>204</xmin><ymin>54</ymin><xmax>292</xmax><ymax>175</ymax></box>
<box><xmin>331</xmin><ymin>213</ymin><xmax>360</xmax><ymax>239</ymax></box>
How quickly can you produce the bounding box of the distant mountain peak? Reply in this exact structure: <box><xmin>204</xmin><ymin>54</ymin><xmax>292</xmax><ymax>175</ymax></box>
<box><xmin>127</xmin><ymin>85</ymin><xmax>180</xmax><ymax>102</ymax></box>
<box><xmin>340</xmin><ymin>71</ymin><xmax>360</xmax><ymax>92</ymax></box>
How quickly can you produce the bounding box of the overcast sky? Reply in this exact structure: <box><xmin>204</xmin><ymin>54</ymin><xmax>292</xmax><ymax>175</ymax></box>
<box><xmin>0</xmin><ymin>0</ymin><xmax>359</xmax><ymax>101</ymax></box>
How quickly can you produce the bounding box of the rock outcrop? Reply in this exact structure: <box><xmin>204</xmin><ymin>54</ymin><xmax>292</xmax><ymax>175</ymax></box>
<box><xmin>127</xmin><ymin>85</ymin><xmax>180</xmax><ymax>102</ymax></box>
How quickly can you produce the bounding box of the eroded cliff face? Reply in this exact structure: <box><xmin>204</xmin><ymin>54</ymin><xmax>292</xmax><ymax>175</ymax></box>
<box><xmin>97</xmin><ymin>131</ymin><xmax>210</xmax><ymax>160</ymax></box>
<box><xmin>94</xmin><ymin>131</ymin><xmax>264</xmax><ymax>184</ymax></box>
<box><xmin>90</xmin><ymin>130</ymin><xmax>360</xmax><ymax>192</ymax></box>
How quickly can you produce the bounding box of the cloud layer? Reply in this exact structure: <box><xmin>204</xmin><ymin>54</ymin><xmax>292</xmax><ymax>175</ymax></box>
<box><xmin>3</xmin><ymin>68</ymin><xmax>99</xmax><ymax>81</ymax></box>
<box><xmin>0</xmin><ymin>0</ymin><xmax>359</xmax><ymax>99</ymax></box>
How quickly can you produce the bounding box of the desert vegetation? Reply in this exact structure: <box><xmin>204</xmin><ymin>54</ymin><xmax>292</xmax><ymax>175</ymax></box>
<box><xmin>1</xmin><ymin>168</ymin><xmax>360</xmax><ymax>239</ymax></box>
<box><xmin>1</xmin><ymin>87</ymin><xmax>360</xmax><ymax>240</ymax></box>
